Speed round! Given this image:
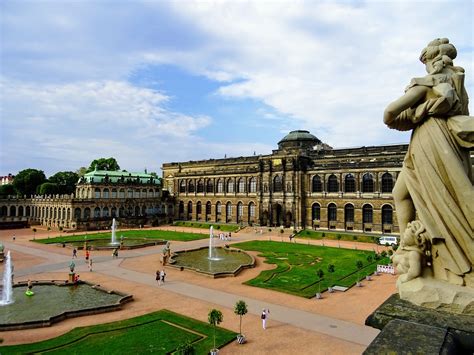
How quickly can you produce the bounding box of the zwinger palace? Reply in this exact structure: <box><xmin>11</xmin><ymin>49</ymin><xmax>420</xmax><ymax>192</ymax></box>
<box><xmin>162</xmin><ymin>130</ymin><xmax>408</xmax><ymax>234</ymax></box>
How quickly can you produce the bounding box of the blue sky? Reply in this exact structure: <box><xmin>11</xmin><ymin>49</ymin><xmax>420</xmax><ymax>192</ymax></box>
<box><xmin>1</xmin><ymin>0</ymin><xmax>473</xmax><ymax>177</ymax></box>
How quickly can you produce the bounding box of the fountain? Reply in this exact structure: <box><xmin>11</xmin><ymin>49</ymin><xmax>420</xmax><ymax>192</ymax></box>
<box><xmin>111</xmin><ymin>218</ymin><xmax>118</xmax><ymax>245</ymax></box>
<box><xmin>208</xmin><ymin>226</ymin><xmax>220</xmax><ymax>261</ymax></box>
<box><xmin>0</xmin><ymin>251</ymin><xmax>13</xmax><ymax>305</ymax></box>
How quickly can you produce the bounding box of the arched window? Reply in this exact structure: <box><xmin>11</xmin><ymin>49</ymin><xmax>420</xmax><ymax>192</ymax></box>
<box><xmin>249</xmin><ymin>202</ymin><xmax>255</xmax><ymax>218</ymax></box>
<box><xmin>74</xmin><ymin>208</ymin><xmax>81</xmax><ymax>219</ymax></box>
<box><xmin>111</xmin><ymin>189</ymin><xmax>117</xmax><ymax>198</ymax></box>
<box><xmin>128</xmin><ymin>189</ymin><xmax>133</xmax><ymax>198</ymax></box>
<box><xmin>327</xmin><ymin>175</ymin><xmax>339</xmax><ymax>193</ymax></box>
<box><xmin>249</xmin><ymin>177</ymin><xmax>257</xmax><ymax>193</ymax></box>
<box><xmin>135</xmin><ymin>206</ymin><xmax>140</xmax><ymax>216</ymax></box>
<box><xmin>141</xmin><ymin>189</ymin><xmax>147</xmax><ymax>198</ymax></box>
<box><xmin>26</xmin><ymin>206</ymin><xmax>30</xmax><ymax>217</ymax></box>
<box><xmin>94</xmin><ymin>207</ymin><xmax>101</xmax><ymax>218</ymax></box>
<box><xmin>19</xmin><ymin>206</ymin><xmax>24</xmax><ymax>216</ymax></box>
<box><xmin>226</xmin><ymin>202</ymin><xmax>232</xmax><ymax>220</ymax></box>
<box><xmin>344</xmin><ymin>174</ymin><xmax>356</xmax><ymax>193</ymax></box>
<box><xmin>363</xmin><ymin>204</ymin><xmax>373</xmax><ymax>223</ymax></box>
<box><xmin>328</xmin><ymin>203</ymin><xmax>337</xmax><ymax>221</ymax></box>
<box><xmin>344</xmin><ymin>204</ymin><xmax>354</xmax><ymax>222</ymax></box>
<box><xmin>95</xmin><ymin>188</ymin><xmax>101</xmax><ymax>198</ymax></box>
<box><xmin>381</xmin><ymin>173</ymin><xmax>394</xmax><ymax>193</ymax></box>
<box><xmin>196</xmin><ymin>201</ymin><xmax>202</xmax><ymax>215</ymax></box>
<box><xmin>312</xmin><ymin>175</ymin><xmax>322</xmax><ymax>192</ymax></box>
<box><xmin>197</xmin><ymin>180</ymin><xmax>204</xmax><ymax>193</ymax></box>
<box><xmin>206</xmin><ymin>180</ymin><xmax>214</xmax><ymax>193</ymax></box>
<box><xmin>119</xmin><ymin>189</ymin><xmax>125</xmax><ymax>198</ymax></box>
<box><xmin>119</xmin><ymin>206</ymin><xmax>125</xmax><ymax>217</ymax></box>
<box><xmin>227</xmin><ymin>179</ymin><xmax>234</xmax><ymax>193</ymax></box>
<box><xmin>206</xmin><ymin>201</ymin><xmax>212</xmax><ymax>215</ymax></box>
<box><xmin>216</xmin><ymin>202</ymin><xmax>222</xmax><ymax>215</ymax></box>
<box><xmin>273</xmin><ymin>175</ymin><xmax>283</xmax><ymax>192</ymax></box>
<box><xmin>179</xmin><ymin>180</ymin><xmax>186</xmax><ymax>193</ymax></box>
<box><xmin>103</xmin><ymin>207</ymin><xmax>109</xmax><ymax>217</ymax></box>
<box><xmin>312</xmin><ymin>203</ymin><xmax>321</xmax><ymax>221</ymax></box>
<box><xmin>103</xmin><ymin>189</ymin><xmax>109</xmax><ymax>198</ymax></box>
<box><xmin>217</xmin><ymin>179</ymin><xmax>224</xmax><ymax>193</ymax></box>
<box><xmin>382</xmin><ymin>205</ymin><xmax>393</xmax><ymax>224</ymax></box>
<box><xmin>141</xmin><ymin>205</ymin><xmax>146</xmax><ymax>215</ymax></box>
<box><xmin>188</xmin><ymin>180</ymin><xmax>195</xmax><ymax>193</ymax></box>
<box><xmin>84</xmin><ymin>207</ymin><xmax>91</xmax><ymax>219</ymax></box>
<box><xmin>237</xmin><ymin>178</ymin><xmax>245</xmax><ymax>193</ymax></box>
<box><xmin>237</xmin><ymin>202</ymin><xmax>243</xmax><ymax>222</ymax></box>
<box><xmin>362</xmin><ymin>173</ymin><xmax>374</xmax><ymax>193</ymax></box>
<box><xmin>187</xmin><ymin>201</ymin><xmax>193</xmax><ymax>214</ymax></box>
<box><xmin>111</xmin><ymin>207</ymin><xmax>117</xmax><ymax>217</ymax></box>
<box><xmin>148</xmin><ymin>189</ymin><xmax>154</xmax><ymax>198</ymax></box>
<box><xmin>178</xmin><ymin>201</ymin><xmax>184</xmax><ymax>214</ymax></box>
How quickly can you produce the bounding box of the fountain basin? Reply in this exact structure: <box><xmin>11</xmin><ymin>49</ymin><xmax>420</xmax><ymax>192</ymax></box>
<box><xmin>0</xmin><ymin>281</ymin><xmax>132</xmax><ymax>331</ymax></box>
<box><xmin>64</xmin><ymin>238</ymin><xmax>166</xmax><ymax>250</ymax></box>
<box><xmin>169</xmin><ymin>247</ymin><xmax>255</xmax><ymax>278</ymax></box>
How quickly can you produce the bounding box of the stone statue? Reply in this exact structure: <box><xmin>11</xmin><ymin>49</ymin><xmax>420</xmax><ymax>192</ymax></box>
<box><xmin>384</xmin><ymin>38</ymin><xmax>473</xmax><ymax>313</ymax></box>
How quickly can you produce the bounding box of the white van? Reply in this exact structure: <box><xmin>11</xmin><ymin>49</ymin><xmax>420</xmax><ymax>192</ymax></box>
<box><xmin>379</xmin><ymin>236</ymin><xmax>398</xmax><ymax>246</ymax></box>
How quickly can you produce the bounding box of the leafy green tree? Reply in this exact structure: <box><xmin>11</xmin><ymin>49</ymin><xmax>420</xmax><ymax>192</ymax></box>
<box><xmin>87</xmin><ymin>158</ymin><xmax>120</xmax><ymax>172</ymax></box>
<box><xmin>316</xmin><ymin>268</ymin><xmax>324</xmax><ymax>294</ymax></box>
<box><xmin>208</xmin><ymin>309</ymin><xmax>223</xmax><ymax>351</ymax></box>
<box><xmin>38</xmin><ymin>182</ymin><xmax>59</xmax><ymax>195</ymax></box>
<box><xmin>234</xmin><ymin>300</ymin><xmax>248</xmax><ymax>336</ymax></box>
<box><xmin>76</xmin><ymin>167</ymin><xmax>88</xmax><ymax>177</ymax></box>
<box><xmin>327</xmin><ymin>264</ymin><xmax>335</xmax><ymax>289</ymax></box>
<box><xmin>49</xmin><ymin>171</ymin><xmax>78</xmax><ymax>194</ymax></box>
<box><xmin>356</xmin><ymin>260</ymin><xmax>364</xmax><ymax>284</ymax></box>
<box><xmin>13</xmin><ymin>169</ymin><xmax>46</xmax><ymax>196</ymax></box>
<box><xmin>0</xmin><ymin>184</ymin><xmax>16</xmax><ymax>197</ymax></box>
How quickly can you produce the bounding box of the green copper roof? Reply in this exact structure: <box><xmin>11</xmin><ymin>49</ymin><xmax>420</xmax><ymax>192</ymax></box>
<box><xmin>79</xmin><ymin>170</ymin><xmax>161</xmax><ymax>185</ymax></box>
<box><xmin>278</xmin><ymin>130</ymin><xmax>321</xmax><ymax>144</ymax></box>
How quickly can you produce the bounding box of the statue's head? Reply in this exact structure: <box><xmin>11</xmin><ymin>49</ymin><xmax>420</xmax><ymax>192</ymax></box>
<box><xmin>419</xmin><ymin>38</ymin><xmax>457</xmax><ymax>74</ymax></box>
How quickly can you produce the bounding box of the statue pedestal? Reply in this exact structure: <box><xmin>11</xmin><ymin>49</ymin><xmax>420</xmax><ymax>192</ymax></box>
<box><xmin>68</xmin><ymin>272</ymin><xmax>75</xmax><ymax>283</ymax></box>
<box><xmin>364</xmin><ymin>294</ymin><xmax>474</xmax><ymax>354</ymax></box>
<box><xmin>398</xmin><ymin>277</ymin><xmax>474</xmax><ymax>315</ymax></box>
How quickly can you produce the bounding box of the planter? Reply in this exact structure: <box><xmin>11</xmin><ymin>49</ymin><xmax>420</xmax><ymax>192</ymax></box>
<box><xmin>315</xmin><ymin>292</ymin><xmax>322</xmax><ymax>299</ymax></box>
<box><xmin>356</xmin><ymin>282</ymin><xmax>362</xmax><ymax>287</ymax></box>
<box><xmin>237</xmin><ymin>334</ymin><xmax>246</xmax><ymax>344</ymax></box>
<box><xmin>366</xmin><ymin>275</ymin><xmax>372</xmax><ymax>281</ymax></box>
<box><xmin>374</xmin><ymin>271</ymin><xmax>380</xmax><ymax>276</ymax></box>
<box><xmin>328</xmin><ymin>287</ymin><xmax>334</xmax><ymax>293</ymax></box>
<box><xmin>210</xmin><ymin>349</ymin><xmax>219</xmax><ymax>355</ymax></box>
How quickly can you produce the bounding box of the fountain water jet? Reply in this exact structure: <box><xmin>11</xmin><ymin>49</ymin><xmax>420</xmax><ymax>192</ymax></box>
<box><xmin>110</xmin><ymin>218</ymin><xmax>119</xmax><ymax>245</ymax></box>
<box><xmin>208</xmin><ymin>226</ymin><xmax>220</xmax><ymax>261</ymax></box>
<box><xmin>0</xmin><ymin>251</ymin><xmax>13</xmax><ymax>305</ymax></box>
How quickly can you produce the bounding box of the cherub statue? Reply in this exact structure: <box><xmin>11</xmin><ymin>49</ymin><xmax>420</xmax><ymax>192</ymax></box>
<box><xmin>392</xmin><ymin>221</ymin><xmax>430</xmax><ymax>283</ymax></box>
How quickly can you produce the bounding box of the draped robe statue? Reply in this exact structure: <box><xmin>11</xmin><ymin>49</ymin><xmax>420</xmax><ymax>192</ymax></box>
<box><xmin>384</xmin><ymin>38</ymin><xmax>473</xmax><ymax>314</ymax></box>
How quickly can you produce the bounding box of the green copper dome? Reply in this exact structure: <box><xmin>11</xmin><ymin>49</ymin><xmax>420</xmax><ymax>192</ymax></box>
<box><xmin>278</xmin><ymin>130</ymin><xmax>321</xmax><ymax>150</ymax></box>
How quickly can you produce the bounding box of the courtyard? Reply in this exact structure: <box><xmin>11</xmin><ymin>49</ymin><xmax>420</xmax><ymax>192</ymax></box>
<box><xmin>0</xmin><ymin>225</ymin><xmax>396</xmax><ymax>354</ymax></box>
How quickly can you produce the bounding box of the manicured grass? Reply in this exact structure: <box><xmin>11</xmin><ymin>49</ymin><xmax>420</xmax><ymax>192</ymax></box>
<box><xmin>296</xmin><ymin>229</ymin><xmax>382</xmax><ymax>244</ymax></box>
<box><xmin>233</xmin><ymin>241</ymin><xmax>391</xmax><ymax>298</ymax></box>
<box><xmin>34</xmin><ymin>229</ymin><xmax>208</xmax><ymax>244</ymax></box>
<box><xmin>0</xmin><ymin>310</ymin><xmax>237</xmax><ymax>354</ymax></box>
<box><xmin>173</xmin><ymin>221</ymin><xmax>240</xmax><ymax>232</ymax></box>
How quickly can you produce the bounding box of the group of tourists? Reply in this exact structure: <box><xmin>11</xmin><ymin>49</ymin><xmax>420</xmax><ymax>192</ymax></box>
<box><xmin>218</xmin><ymin>232</ymin><xmax>231</xmax><ymax>241</ymax></box>
<box><xmin>156</xmin><ymin>269</ymin><xmax>166</xmax><ymax>285</ymax></box>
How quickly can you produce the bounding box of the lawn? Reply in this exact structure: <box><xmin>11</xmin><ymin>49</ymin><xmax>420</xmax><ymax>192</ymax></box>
<box><xmin>34</xmin><ymin>229</ymin><xmax>208</xmax><ymax>244</ymax></box>
<box><xmin>296</xmin><ymin>229</ymin><xmax>383</xmax><ymax>244</ymax></box>
<box><xmin>233</xmin><ymin>241</ymin><xmax>391</xmax><ymax>298</ymax></box>
<box><xmin>173</xmin><ymin>221</ymin><xmax>240</xmax><ymax>232</ymax></box>
<box><xmin>0</xmin><ymin>310</ymin><xmax>237</xmax><ymax>354</ymax></box>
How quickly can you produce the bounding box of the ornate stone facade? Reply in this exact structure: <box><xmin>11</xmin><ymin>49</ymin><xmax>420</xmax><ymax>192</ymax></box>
<box><xmin>0</xmin><ymin>170</ymin><xmax>173</xmax><ymax>230</ymax></box>
<box><xmin>162</xmin><ymin>130</ymin><xmax>407</xmax><ymax>234</ymax></box>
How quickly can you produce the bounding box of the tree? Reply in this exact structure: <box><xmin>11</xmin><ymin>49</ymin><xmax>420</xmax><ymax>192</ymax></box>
<box><xmin>234</xmin><ymin>300</ymin><xmax>248</xmax><ymax>336</ymax></box>
<box><xmin>327</xmin><ymin>264</ymin><xmax>335</xmax><ymax>291</ymax></box>
<box><xmin>316</xmin><ymin>268</ymin><xmax>324</xmax><ymax>295</ymax></box>
<box><xmin>87</xmin><ymin>158</ymin><xmax>120</xmax><ymax>172</ymax></box>
<box><xmin>356</xmin><ymin>260</ymin><xmax>364</xmax><ymax>285</ymax></box>
<box><xmin>0</xmin><ymin>184</ymin><xmax>16</xmax><ymax>197</ymax></box>
<box><xmin>38</xmin><ymin>182</ymin><xmax>59</xmax><ymax>195</ymax></box>
<box><xmin>76</xmin><ymin>167</ymin><xmax>88</xmax><ymax>177</ymax></box>
<box><xmin>13</xmin><ymin>169</ymin><xmax>46</xmax><ymax>196</ymax></box>
<box><xmin>49</xmin><ymin>171</ymin><xmax>79</xmax><ymax>194</ymax></box>
<box><xmin>208</xmin><ymin>309</ymin><xmax>223</xmax><ymax>352</ymax></box>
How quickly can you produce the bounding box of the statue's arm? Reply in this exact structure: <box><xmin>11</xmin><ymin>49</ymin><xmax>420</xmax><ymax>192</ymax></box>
<box><xmin>383</xmin><ymin>86</ymin><xmax>428</xmax><ymax>126</ymax></box>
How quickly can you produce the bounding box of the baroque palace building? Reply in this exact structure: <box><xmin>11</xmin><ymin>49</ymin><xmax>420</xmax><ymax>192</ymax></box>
<box><xmin>0</xmin><ymin>169</ymin><xmax>173</xmax><ymax>230</ymax></box>
<box><xmin>162</xmin><ymin>130</ymin><xmax>408</xmax><ymax>234</ymax></box>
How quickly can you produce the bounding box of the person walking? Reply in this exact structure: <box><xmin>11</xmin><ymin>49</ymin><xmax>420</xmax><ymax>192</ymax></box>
<box><xmin>88</xmin><ymin>258</ymin><xmax>93</xmax><ymax>272</ymax></box>
<box><xmin>85</xmin><ymin>249</ymin><xmax>90</xmax><ymax>262</ymax></box>
<box><xmin>72</xmin><ymin>248</ymin><xmax>77</xmax><ymax>258</ymax></box>
<box><xmin>261</xmin><ymin>309</ymin><xmax>267</xmax><ymax>329</ymax></box>
<box><xmin>156</xmin><ymin>270</ymin><xmax>161</xmax><ymax>285</ymax></box>
<box><xmin>160</xmin><ymin>269</ymin><xmax>166</xmax><ymax>284</ymax></box>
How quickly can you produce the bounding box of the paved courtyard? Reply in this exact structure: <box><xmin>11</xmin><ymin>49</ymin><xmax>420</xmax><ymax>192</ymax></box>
<box><xmin>0</xmin><ymin>226</ymin><xmax>396</xmax><ymax>354</ymax></box>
